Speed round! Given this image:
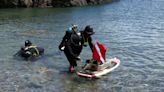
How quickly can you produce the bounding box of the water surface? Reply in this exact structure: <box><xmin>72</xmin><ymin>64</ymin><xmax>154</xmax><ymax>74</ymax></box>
<box><xmin>0</xmin><ymin>0</ymin><xmax>164</xmax><ymax>92</ymax></box>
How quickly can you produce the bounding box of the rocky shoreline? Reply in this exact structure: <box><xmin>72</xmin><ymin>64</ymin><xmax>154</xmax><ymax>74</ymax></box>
<box><xmin>0</xmin><ymin>0</ymin><xmax>116</xmax><ymax>8</ymax></box>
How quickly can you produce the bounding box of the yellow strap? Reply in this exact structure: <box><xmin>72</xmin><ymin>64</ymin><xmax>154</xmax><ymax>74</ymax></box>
<box><xmin>33</xmin><ymin>47</ymin><xmax>39</xmax><ymax>56</ymax></box>
<box><xmin>83</xmin><ymin>37</ymin><xmax>88</xmax><ymax>45</ymax></box>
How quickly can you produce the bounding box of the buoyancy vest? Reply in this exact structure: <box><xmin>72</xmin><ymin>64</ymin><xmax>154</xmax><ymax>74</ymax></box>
<box><xmin>83</xmin><ymin>37</ymin><xmax>88</xmax><ymax>46</ymax></box>
<box><xmin>24</xmin><ymin>45</ymin><xmax>40</xmax><ymax>56</ymax></box>
<box><xmin>66</xmin><ymin>32</ymin><xmax>83</xmax><ymax>57</ymax></box>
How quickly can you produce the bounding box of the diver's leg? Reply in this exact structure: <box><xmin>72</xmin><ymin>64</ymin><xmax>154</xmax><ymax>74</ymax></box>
<box><xmin>64</xmin><ymin>50</ymin><xmax>77</xmax><ymax>72</ymax></box>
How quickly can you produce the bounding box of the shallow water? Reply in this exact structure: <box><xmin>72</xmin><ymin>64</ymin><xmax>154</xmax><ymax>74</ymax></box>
<box><xmin>0</xmin><ymin>0</ymin><xmax>164</xmax><ymax>92</ymax></box>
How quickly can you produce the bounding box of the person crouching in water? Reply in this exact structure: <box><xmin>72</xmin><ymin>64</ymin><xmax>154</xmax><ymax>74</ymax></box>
<box><xmin>59</xmin><ymin>25</ymin><xmax>95</xmax><ymax>72</ymax></box>
<box><xmin>20</xmin><ymin>40</ymin><xmax>44</xmax><ymax>60</ymax></box>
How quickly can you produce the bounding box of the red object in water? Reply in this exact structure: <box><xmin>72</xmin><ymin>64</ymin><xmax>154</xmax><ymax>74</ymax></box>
<box><xmin>92</xmin><ymin>42</ymin><xmax>108</xmax><ymax>64</ymax></box>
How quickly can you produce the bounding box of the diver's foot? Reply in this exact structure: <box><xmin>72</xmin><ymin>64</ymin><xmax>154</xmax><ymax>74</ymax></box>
<box><xmin>69</xmin><ymin>66</ymin><xmax>75</xmax><ymax>73</ymax></box>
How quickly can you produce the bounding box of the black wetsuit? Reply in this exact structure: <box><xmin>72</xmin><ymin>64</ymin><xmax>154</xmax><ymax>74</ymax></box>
<box><xmin>59</xmin><ymin>31</ymin><xmax>93</xmax><ymax>67</ymax></box>
<box><xmin>20</xmin><ymin>46</ymin><xmax>44</xmax><ymax>59</ymax></box>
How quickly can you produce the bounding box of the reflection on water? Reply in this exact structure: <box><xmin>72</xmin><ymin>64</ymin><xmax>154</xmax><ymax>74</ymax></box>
<box><xmin>0</xmin><ymin>0</ymin><xmax>164</xmax><ymax>91</ymax></box>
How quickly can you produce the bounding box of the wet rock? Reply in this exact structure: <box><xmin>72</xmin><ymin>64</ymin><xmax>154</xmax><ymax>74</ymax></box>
<box><xmin>52</xmin><ymin>0</ymin><xmax>113</xmax><ymax>7</ymax></box>
<box><xmin>32</xmin><ymin>0</ymin><xmax>52</xmax><ymax>7</ymax></box>
<box><xmin>52</xmin><ymin>0</ymin><xmax>71</xmax><ymax>7</ymax></box>
<box><xmin>0</xmin><ymin>0</ymin><xmax>19</xmax><ymax>8</ymax></box>
<box><xmin>70</xmin><ymin>0</ymin><xmax>88</xmax><ymax>6</ymax></box>
<box><xmin>0</xmin><ymin>0</ymin><xmax>114</xmax><ymax>8</ymax></box>
<box><xmin>19</xmin><ymin>0</ymin><xmax>33</xmax><ymax>7</ymax></box>
<box><xmin>0</xmin><ymin>0</ymin><xmax>52</xmax><ymax>8</ymax></box>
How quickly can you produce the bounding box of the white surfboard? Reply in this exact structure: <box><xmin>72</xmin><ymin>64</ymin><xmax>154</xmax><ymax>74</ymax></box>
<box><xmin>77</xmin><ymin>58</ymin><xmax>120</xmax><ymax>78</ymax></box>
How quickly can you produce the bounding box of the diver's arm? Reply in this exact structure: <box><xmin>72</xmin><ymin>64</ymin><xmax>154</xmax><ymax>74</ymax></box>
<box><xmin>59</xmin><ymin>31</ymin><xmax>72</xmax><ymax>51</ymax></box>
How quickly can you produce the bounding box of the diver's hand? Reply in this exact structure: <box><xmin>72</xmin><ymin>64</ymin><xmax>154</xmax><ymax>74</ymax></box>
<box><xmin>75</xmin><ymin>56</ymin><xmax>81</xmax><ymax>61</ymax></box>
<box><xmin>60</xmin><ymin>46</ymin><xmax>65</xmax><ymax>51</ymax></box>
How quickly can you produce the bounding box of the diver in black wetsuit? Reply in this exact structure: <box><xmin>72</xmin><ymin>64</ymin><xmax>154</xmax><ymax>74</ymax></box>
<box><xmin>59</xmin><ymin>25</ymin><xmax>95</xmax><ymax>72</ymax></box>
<box><xmin>19</xmin><ymin>40</ymin><xmax>44</xmax><ymax>60</ymax></box>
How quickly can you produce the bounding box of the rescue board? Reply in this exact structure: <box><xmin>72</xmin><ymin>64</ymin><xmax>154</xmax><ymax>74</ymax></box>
<box><xmin>77</xmin><ymin>58</ymin><xmax>120</xmax><ymax>78</ymax></box>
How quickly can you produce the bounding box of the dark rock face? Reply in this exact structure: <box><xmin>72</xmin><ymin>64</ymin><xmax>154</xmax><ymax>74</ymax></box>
<box><xmin>70</xmin><ymin>0</ymin><xmax>87</xmax><ymax>6</ymax></box>
<box><xmin>51</xmin><ymin>0</ymin><xmax>71</xmax><ymax>7</ymax></box>
<box><xmin>19</xmin><ymin>0</ymin><xmax>33</xmax><ymax>7</ymax></box>
<box><xmin>52</xmin><ymin>0</ymin><xmax>113</xmax><ymax>7</ymax></box>
<box><xmin>0</xmin><ymin>0</ymin><xmax>52</xmax><ymax>8</ymax></box>
<box><xmin>0</xmin><ymin>0</ymin><xmax>19</xmax><ymax>8</ymax></box>
<box><xmin>0</xmin><ymin>0</ymin><xmax>113</xmax><ymax>8</ymax></box>
<box><xmin>32</xmin><ymin>0</ymin><xmax>52</xmax><ymax>7</ymax></box>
